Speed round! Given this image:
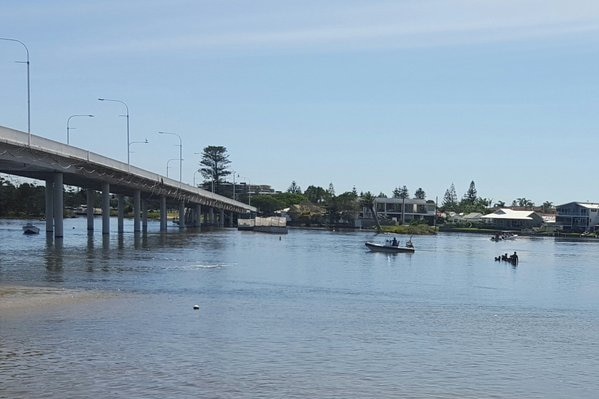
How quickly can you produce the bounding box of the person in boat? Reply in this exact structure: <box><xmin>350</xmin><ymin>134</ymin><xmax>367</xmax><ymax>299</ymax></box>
<box><xmin>391</xmin><ymin>237</ymin><xmax>398</xmax><ymax>247</ymax></box>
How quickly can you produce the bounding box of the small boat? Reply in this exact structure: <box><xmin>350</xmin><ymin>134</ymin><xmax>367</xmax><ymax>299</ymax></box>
<box><xmin>365</xmin><ymin>238</ymin><xmax>415</xmax><ymax>253</ymax></box>
<box><xmin>22</xmin><ymin>223</ymin><xmax>40</xmax><ymax>235</ymax></box>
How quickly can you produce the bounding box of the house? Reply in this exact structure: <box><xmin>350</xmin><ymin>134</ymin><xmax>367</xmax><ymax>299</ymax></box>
<box><xmin>555</xmin><ymin>202</ymin><xmax>599</xmax><ymax>232</ymax></box>
<box><xmin>367</xmin><ymin>198</ymin><xmax>436</xmax><ymax>224</ymax></box>
<box><xmin>481</xmin><ymin>208</ymin><xmax>544</xmax><ymax>230</ymax></box>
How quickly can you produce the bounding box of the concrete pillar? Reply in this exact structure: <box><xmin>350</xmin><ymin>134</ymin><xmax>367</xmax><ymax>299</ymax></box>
<box><xmin>195</xmin><ymin>204</ymin><xmax>201</xmax><ymax>229</ymax></box>
<box><xmin>133</xmin><ymin>190</ymin><xmax>141</xmax><ymax>232</ymax></box>
<box><xmin>160</xmin><ymin>196</ymin><xmax>167</xmax><ymax>232</ymax></box>
<box><xmin>142</xmin><ymin>199</ymin><xmax>148</xmax><ymax>233</ymax></box>
<box><xmin>52</xmin><ymin>173</ymin><xmax>64</xmax><ymax>238</ymax></box>
<box><xmin>209</xmin><ymin>207</ymin><xmax>214</xmax><ymax>225</ymax></box>
<box><xmin>45</xmin><ymin>178</ymin><xmax>54</xmax><ymax>233</ymax></box>
<box><xmin>102</xmin><ymin>183</ymin><xmax>110</xmax><ymax>235</ymax></box>
<box><xmin>220</xmin><ymin>209</ymin><xmax>225</xmax><ymax>228</ymax></box>
<box><xmin>229</xmin><ymin>211</ymin><xmax>234</xmax><ymax>227</ymax></box>
<box><xmin>179</xmin><ymin>201</ymin><xmax>185</xmax><ymax>229</ymax></box>
<box><xmin>86</xmin><ymin>189</ymin><xmax>95</xmax><ymax>231</ymax></box>
<box><xmin>117</xmin><ymin>194</ymin><xmax>125</xmax><ymax>233</ymax></box>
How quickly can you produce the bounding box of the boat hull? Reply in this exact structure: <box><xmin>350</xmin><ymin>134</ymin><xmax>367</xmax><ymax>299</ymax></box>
<box><xmin>22</xmin><ymin>224</ymin><xmax>40</xmax><ymax>235</ymax></box>
<box><xmin>365</xmin><ymin>242</ymin><xmax>415</xmax><ymax>253</ymax></box>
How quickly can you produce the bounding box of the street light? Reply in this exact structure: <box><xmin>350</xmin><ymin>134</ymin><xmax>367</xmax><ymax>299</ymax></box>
<box><xmin>193</xmin><ymin>169</ymin><xmax>200</xmax><ymax>187</ymax></box>
<box><xmin>238</xmin><ymin>174</ymin><xmax>251</xmax><ymax>206</ymax></box>
<box><xmin>98</xmin><ymin>98</ymin><xmax>130</xmax><ymax>164</ymax></box>
<box><xmin>66</xmin><ymin>114</ymin><xmax>94</xmax><ymax>145</ymax></box>
<box><xmin>158</xmin><ymin>131</ymin><xmax>183</xmax><ymax>183</ymax></box>
<box><xmin>1</xmin><ymin>37</ymin><xmax>30</xmax><ymax>143</ymax></box>
<box><xmin>129</xmin><ymin>138</ymin><xmax>148</xmax><ymax>159</ymax></box>
<box><xmin>166</xmin><ymin>158</ymin><xmax>179</xmax><ymax>178</ymax></box>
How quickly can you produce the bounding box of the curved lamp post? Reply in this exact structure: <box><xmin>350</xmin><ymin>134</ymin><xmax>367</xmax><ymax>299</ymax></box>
<box><xmin>98</xmin><ymin>98</ymin><xmax>130</xmax><ymax>164</ymax></box>
<box><xmin>66</xmin><ymin>114</ymin><xmax>94</xmax><ymax>145</ymax></box>
<box><xmin>158</xmin><ymin>131</ymin><xmax>183</xmax><ymax>183</ymax></box>
<box><xmin>166</xmin><ymin>158</ymin><xmax>179</xmax><ymax>178</ymax></box>
<box><xmin>237</xmin><ymin>174</ymin><xmax>251</xmax><ymax>206</ymax></box>
<box><xmin>1</xmin><ymin>37</ymin><xmax>30</xmax><ymax>143</ymax></box>
<box><xmin>129</xmin><ymin>138</ymin><xmax>148</xmax><ymax>158</ymax></box>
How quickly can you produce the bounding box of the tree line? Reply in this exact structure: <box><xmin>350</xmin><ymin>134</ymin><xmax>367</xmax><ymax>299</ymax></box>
<box><xmin>0</xmin><ymin>146</ymin><xmax>555</xmax><ymax>220</ymax></box>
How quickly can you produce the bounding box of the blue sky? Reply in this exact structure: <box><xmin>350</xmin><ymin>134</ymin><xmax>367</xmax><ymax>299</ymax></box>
<box><xmin>1</xmin><ymin>0</ymin><xmax>599</xmax><ymax>205</ymax></box>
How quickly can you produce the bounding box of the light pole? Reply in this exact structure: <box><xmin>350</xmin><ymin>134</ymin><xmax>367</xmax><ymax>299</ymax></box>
<box><xmin>129</xmin><ymin>138</ymin><xmax>148</xmax><ymax>159</ymax></box>
<box><xmin>66</xmin><ymin>114</ymin><xmax>94</xmax><ymax>145</ymax></box>
<box><xmin>158</xmin><ymin>131</ymin><xmax>183</xmax><ymax>183</ymax></box>
<box><xmin>238</xmin><ymin>174</ymin><xmax>251</xmax><ymax>206</ymax></box>
<box><xmin>166</xmin><ymin>158</ymin><xmax>179</xmax><ymax>178</ymax></box>
<box><xmin>1</xmin><ymin>37</ymin><xmax>30</xmax><ymax>143</ymax></box>
<box><xmin>98</xmin><ymin>98</ymin><xmax>130</xmax><ymax>164</ymax></box>
<box><xmin>193</xmin><ymin>170</ymin><xmax>201</xmax><ymax>187</ymax></box>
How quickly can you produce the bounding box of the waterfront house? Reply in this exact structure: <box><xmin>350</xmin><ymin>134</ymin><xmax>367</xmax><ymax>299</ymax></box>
<box><xmin>367</xmin><ymin>198</ymin><xmax>436</xmax><ymax>224</ymax></box>
<box><xmin>481</xmin><ymin>208</ymin><xmax>544</xmax><ymax>230</ymax></box>
<box><xmin>555</xmin><ymin>202</ymin><xmax>599</xmax><ymax>232</ymax></box>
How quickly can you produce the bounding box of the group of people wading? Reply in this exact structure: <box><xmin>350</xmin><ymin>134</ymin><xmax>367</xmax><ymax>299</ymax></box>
<box><xmin>495</xmin><ymin>252</ymin><xmax>519</xmax><ymax>265</ymax></box>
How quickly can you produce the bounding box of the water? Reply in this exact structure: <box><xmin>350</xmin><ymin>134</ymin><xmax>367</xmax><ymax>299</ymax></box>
<box><xmin>1</xmin><ymin>218</ymin><xmax>599</xmax><ymax>398</ymax></box>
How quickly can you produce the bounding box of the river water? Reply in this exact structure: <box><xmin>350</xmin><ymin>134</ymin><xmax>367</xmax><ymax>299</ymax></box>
<box><xmin>1</xmin><ymin>218</ymin><xmax>598</xmax><ymax>398</ymax></box>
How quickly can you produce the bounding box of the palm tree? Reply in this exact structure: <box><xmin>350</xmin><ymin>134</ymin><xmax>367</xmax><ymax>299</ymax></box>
<box><xmin>360</xmin><ymin>192</ymin><xmax>382</xmax><ymax>233</ymax></box>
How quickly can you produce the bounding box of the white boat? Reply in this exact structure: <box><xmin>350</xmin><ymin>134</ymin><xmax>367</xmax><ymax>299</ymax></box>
<box><xmin>365</xmin><ymin>238</ymin><xmax>415</xmax><ymax>253</ymax></box>
<box><xmin>22</xmin><ymin>223</ymin><xmax>40</xmax><ymax>235</ymax></box>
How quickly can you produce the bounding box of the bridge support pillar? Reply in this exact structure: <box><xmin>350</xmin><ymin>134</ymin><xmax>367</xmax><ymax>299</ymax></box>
<box><xmin>102</xmin><ymin>183</ymin><xmax>110</xmax><ymax>235</ymax></box>
<box><xmin>117</xmin><ymin>194</ymin><xmax>125</xmax><ymax>233</ymax></box>
<box><xmin>220</xmin><ymin>209</ymin><xmax>225</xmax><ymax>228</ymax></box>
<box><xmin>229</xmin><ymin>211</ymin><xmax>234</xmax><ymax>228</ymax></box>
<box><xmin>160</xmin><ymin>196</ymin><xmax>167</xmax><ymax>232</ymax></box>
<box><xmin>45</xmin><ymin>178</ymin><xmax>54</xmax><ymax>233</ymax></box>
<box><xmin>179</xmin><ymin>201</ymin><xmax>185</xmax><ymax>229</ymax></box>
<box><xmin>142</xmin><ymin>199</ymin><xmax>148</xmax><ymax>233</ymax></box>
<box><xmin>52</xmin><ymin>172</ymin><xmax>64</xmax><ymax>238</ymax></box>
<box><xmin>86</xmin><ymin>189</ymin><xmax>95</xmax><ymax>231</ymax></box>
<box><xmin>133</xmin><ymin>190</ymin><xmax>141</xmax><ymax>232</ymax></box>
<box><xmin>195</xmin><ymin>204</ymin><xmax>201</xmax><ymax>229</ymax></box>
<box><xmin>209</xmin><ymin>207</ymin><xmax>214</xmax><ymax>225</ymax></box>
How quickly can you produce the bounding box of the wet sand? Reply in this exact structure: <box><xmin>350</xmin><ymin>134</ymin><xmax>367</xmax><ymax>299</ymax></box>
<box><xmin>0</xmin><ymin>284</ymin><xmax>114</xmax><ymax>316</ymax></box>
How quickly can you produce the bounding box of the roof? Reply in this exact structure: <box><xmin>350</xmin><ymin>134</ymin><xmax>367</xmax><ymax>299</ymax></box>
<box><xmin>463</xmin><ymin>212</ymin><xmax>483</xmax><ymax>220</ymax></box>
<box><xmin>557</xmin><ymin>202</ymin><xmax>599</xmax><ymax>210</ymax></box>
<box><xmin>481</xmin><ymin>208</ymin><xmax>536</xmax><ymax>220</ymax></box>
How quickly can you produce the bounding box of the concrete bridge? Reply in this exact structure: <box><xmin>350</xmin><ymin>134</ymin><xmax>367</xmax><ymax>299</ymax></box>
<box><xmin>0</xmin><ymin>125</ymin><xmax>256</xmax><ymax>238</ymax></box>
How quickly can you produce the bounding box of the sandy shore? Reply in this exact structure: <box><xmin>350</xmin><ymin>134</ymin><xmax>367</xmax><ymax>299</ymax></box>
<box><xmin>0</xmin><ymin>284</ymin><xmax>114</xmax><ymax>316</ymax></box>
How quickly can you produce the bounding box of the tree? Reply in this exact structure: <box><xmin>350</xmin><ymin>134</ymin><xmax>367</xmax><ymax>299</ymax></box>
<box><xmin>414</xmin><ymin>187</ymin><xmax>426</xmax><ymax>199</ymax></box>
<box><xmin>250</xmin><ymin>195</ymin><xmax>285</xmax><ymax>216</ymax></box>
<box><xmin>327</xmin><ymin>183</ymin><xmax>335</xmax><ymax>197</ymax></box>
<box><xmin>462</xmin><ymin>181</ymin><xmax>477</xmax><ymax>205</ymax></box>
<box><xmin>393</xmin><ymin>185</ymin><xmax>409</xmax><ymax>199</ymax></box>
<box><xmin>542</xmin><ymin>201</ymin><xmax>553</xmax><ymax>213</ymax></box>
<box><xmin>360</xmin><ymin>191</ymin><xmax>382</xmax><ymax>233</ymax></box>
<box><xmin>441</xmin><ymin>183</ymin><xmax>458</xmax><ymax>211</ymax></box>
<box><xmin>304</xmin><ymin>185</ymin><xmax>329</xmax><ymax>204</ymax></box>
<box><xmin>513</xmin><ymin>198</ymin><xmax>534</xmax><ymax>208</ymax></box>
<box><xmin>199</xmin><ymin>146</ymin><xmax>231</xmax><ymax>195</ymax></box>
<box><xmin>287</xmin><ymin>181</ymin><xmax>302</xmax><ymax>194</ymax></box>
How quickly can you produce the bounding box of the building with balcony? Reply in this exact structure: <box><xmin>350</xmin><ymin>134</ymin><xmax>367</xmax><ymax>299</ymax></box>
<box><xmin>365</xmin><ymin>198</ymin><xmax>436</xmax><ymax>225</ymax></box>
<box><xmin>555</xmin><ymin>202</ymin><xmax>599</xmax><ymax>232</ymax></box>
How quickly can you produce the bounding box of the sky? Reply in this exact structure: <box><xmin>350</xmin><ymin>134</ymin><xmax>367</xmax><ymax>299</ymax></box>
<box><xmin>1</xmin><ymin>0</ymin><xmax>599</xmax><ymax>206</ymax></box>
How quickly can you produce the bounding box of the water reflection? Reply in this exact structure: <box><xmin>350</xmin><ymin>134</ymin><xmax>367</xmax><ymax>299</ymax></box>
<box><xmin>44</xmin><ymin>237</ymin><xmax>63</xmax><ymax>282</ymax></box>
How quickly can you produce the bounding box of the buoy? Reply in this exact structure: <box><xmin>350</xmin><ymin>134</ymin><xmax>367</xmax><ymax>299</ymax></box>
<box><xmin>193</xmin><ymin>305</ymin><xmax>200</xmax><ymax>310</ymax></box>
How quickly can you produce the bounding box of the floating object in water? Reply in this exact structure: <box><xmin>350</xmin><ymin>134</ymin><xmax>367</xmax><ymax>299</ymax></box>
<box><xmin>193</xmin><ymin>305</ymin><xmax>200</xmax><ymax>310</ymax></box>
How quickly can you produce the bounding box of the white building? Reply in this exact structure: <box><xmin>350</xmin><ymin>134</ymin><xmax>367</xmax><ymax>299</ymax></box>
<box><xmin>555</xmin><ymin>202</ymin><xmax>599</xmax><ymax>232</ymax></box>
<box><xmin>481</xmin><ymin>208</ymin><xmax>544</xmax><ymax>230</ymax></box>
